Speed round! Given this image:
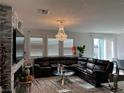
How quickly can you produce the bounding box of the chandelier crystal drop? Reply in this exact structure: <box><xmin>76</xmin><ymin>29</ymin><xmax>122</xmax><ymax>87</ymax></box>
<box><xmin>55</xmin><ymin>20</ymin><xmax>67</xmax><ymax>41</ymax></box>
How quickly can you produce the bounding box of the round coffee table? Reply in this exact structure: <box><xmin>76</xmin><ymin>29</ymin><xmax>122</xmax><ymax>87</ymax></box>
<box><xmin>53</xmin><ymin>70</ymin><xmax>75</xmax><ymax>85</ymax></box>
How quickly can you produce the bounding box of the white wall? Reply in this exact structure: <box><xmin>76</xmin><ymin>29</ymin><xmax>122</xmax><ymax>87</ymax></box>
<box><xmin>68</xmin><ymin>32</ymin><xmax>93</xmax><ymax>57</ymax></box>
<box><xmin>117</xmin><ymin>34</ymin><xmax>124</xmax><ymax>59</ymax></box>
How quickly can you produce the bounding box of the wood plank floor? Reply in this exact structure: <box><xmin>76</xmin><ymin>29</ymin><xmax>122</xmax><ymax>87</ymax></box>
<box><xmin>30</xmin><ymin>76</ymin><xmax>114</xmax><ymax>93</ymax></box>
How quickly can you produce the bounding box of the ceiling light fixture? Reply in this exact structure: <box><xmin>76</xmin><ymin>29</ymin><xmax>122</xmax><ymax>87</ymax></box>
<box><xmin>55</xmin><ymin>20</ymin><xmax>67</xmax><ymax>41</ymax></box>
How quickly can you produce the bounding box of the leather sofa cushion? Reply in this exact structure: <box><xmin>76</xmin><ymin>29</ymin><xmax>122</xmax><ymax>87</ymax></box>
<box><xmin>95</xmin><ymin>60</ymin><xmax>109</xmax><ymax>66</ymax></box>
<box><xmin>34</xmin><ymin>58</ymin><xmax>50</xmax><ymax>67</ymax></box>
<box><xmin>35</xmin><ymin>57</ymin><xmax>49</xmax><ymax>62</ymax></box>
<box><xmin>40</xmin><ymin>62</ymin><xmax>50</xmax><ymax>66</ymax></box>
<box><xmin>40</xmin><ymin>67</ymin><xmax>51</xmax><ymax>69</ymax></box>
<box><xmin>86</xmin><ymin>68</ymin><xmax>94</xmax><ymax>74</ymax></box>
<box><xmin>78</xmin><ymin>61</ymin><xmax>86</xmax><ymax>69</ymax></box>
<box><xmin>35</xmin><ymin>62</ymin><xmax>50</xmax><ymax>67</ymax></box>
<box><xmin>49</xmin><ymin>57</ymin><xmax>77</xmax><ymax>65</ymax></box>
<box><xmin>64</xmin><ymin>60</ymin><xmax>77</xmax><ymax>65</ymax></box>
<box><xmin>34</xmin><ymin>57</ymin><xmax>50</xmax><ymax>67</ymax></box>
<box><xmin>78</xmin><ymin>61</ymin><xmax>86</xmax><ymax>65</ymax></box>
<box><xmin>95</xmin><ymin>60</ymin><xmax>109</xmax><ymax>71</ymax></box>
<box><xmin>86</xmin><ymin>63</ymin><xmax>95</xmax><ymax>70</ymax></box>
<box><xmin>88</xmin><ymin>58</ymin><xmax>96</xmax><ymax>63</ymax></box>
<box><xmin>93</xmin><ymin>65</ymin><xmax>105</xmax><ymax>71</ymax></box>
<box><xmin>78</xmin><ymin>57</ymin><xmax>88</xmax><ymax>61</ymax></box>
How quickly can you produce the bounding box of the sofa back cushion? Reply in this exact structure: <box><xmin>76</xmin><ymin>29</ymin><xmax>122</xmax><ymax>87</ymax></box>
<box><xmin>88</xmin><ymin>58</ymin><xmax>95</xmax><ymax>63</ymax></box>
<box><xmin>93</xmin><ymin>59</ymin><xmax>113</xmax><ymax>72</ymax></box>
<box><xmin>95</xmin><ymin>59</ymin><xmax>109</xmax><ymax>66</ymax></box>
<box><xmin>34</xmin><ymin>57</ymin><xmax>78</xmax><ymax>67</ymax></box>
<box><xmin>87</xmin><ymin>63</ymin><xmax>95</xmax><ymax>70</ymax></box>
<box><xmin>93</xmin><ymin>65</ymin><xmax>105</xmax><ymax>71</ymax></box>
<box><xmin>34</xmin><ymin>57</ymin><xmax>50</xmax><ymax>67</ymax></box>
<box><xmin>49</xmin><ymin>56</ymin><xmax>77</xmax><ymax>65</ymax></box>
<box><xmin>78</xmin><ymin>57</ymin><xmax>88</xmax><ymax>62</ymax></box>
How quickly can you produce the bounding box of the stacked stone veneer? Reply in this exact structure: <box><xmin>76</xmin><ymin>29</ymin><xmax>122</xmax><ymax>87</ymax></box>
<box><xmin>0</xmin><ymin>4</ymin><xmax>12</xmax><ymax>93</ymax></box>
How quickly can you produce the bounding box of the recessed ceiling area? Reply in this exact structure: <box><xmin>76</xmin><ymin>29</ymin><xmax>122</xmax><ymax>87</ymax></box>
<box><xmin>1</xmin><ymin>0</ymin><xmax>124</xmax><ymax>33</ymax></box>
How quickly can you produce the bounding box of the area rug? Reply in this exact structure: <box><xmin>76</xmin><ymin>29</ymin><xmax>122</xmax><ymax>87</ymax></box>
<box><xmin>69</xmin><ymin>78</ymin><xmax>95</xmax><ymax>89</ymax></box>
<box><xmin>30</xmin><ymin>76</ymin><xmax>122</xmax><ymax>93</ymax></box>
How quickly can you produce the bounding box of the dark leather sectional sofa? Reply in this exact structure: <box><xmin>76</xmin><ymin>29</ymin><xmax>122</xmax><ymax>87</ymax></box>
<box><xmin>33</xmin><ymin>57</ymin><xmax>78</xmax><ymax>77</ymax></box>
<box><xmin>76</xmin><ymin>57</ymin><xmax>113</xmax><ymax>87</ymax></box>
<box><xmin>33</xmin><ymin>56</ymin><xmax>113</xmax><ymax>87</ymax></box>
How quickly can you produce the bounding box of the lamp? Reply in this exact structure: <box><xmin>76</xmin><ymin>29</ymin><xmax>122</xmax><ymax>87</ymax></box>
<box><xmin>55</xmin><ymin>20</ymin><xmax>67</xmax><ymax>41</ymax></box>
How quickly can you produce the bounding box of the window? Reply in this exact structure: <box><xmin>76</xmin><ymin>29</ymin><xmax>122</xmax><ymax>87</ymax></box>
<box><xmin>63</xmin><ymin>39</ymin><xmax>74</xmax><ymax>55</ymax></box>
<box><xmin>93</xmin><ymin>38</ymin><xmax>105</xmax><ymax>59</ymax></box>
<box><xmin>30</xmin><ymin>37</ymin><xmax>43</xmax><ymax>57</ymax></box>
<box><xmin>93</xmin><ymin>38</ymin><xmax>114</xmax><ymax>60</ymax></box>
<box><xmin>48</xmin><ymin>38</ymin><xmax>59</xmax><ymax>56</ymax></box>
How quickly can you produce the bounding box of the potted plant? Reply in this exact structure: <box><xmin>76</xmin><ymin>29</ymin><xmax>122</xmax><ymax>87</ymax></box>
<box><xmin>77</xmin><ymin>45</ymin><xmax>85</xmax><ymax>57</ymax></box>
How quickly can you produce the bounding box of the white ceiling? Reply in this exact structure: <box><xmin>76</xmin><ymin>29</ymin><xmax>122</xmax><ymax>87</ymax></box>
<box><xmin>1</xmin><ymin>0</ymin><xmax>124</xmax><ymax>33</ymax></box>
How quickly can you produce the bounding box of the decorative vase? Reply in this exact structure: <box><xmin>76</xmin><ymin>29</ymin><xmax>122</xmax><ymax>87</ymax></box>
<box><xmin>71</xmin><ymin>46</ymin><xmax>76</xmax><ymax>56</ymax></box>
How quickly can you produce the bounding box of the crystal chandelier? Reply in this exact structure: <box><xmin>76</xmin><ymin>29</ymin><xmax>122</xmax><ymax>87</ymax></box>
<box><xmin>55</xmin><ymin>20</ymin><xmax>67</xmax><ymax>41</ymax></box>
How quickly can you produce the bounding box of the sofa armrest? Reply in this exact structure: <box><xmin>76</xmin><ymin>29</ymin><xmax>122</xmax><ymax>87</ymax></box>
<box><xmin>94</xmin><ymin>70</ymin><xmax>108</xmax><ymax>82</ymax></box>
<box><xmin>93</xmin><ymin>70</ymin><xmax>107</xmax><ymax>76</ymax></box>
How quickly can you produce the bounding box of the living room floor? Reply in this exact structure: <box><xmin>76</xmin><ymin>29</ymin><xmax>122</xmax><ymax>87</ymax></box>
<box><xmin>29</xmin><ymin>76</ymin><xmax>124</xmax><ymax>93</ymax></box>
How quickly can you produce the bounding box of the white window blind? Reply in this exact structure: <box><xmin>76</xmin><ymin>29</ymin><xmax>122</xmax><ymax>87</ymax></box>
<box><xmin>63</xmin><ymin>39</ymin><xmax>74</xmax><ymax>55</ymax></box>
<box><xmin>30</xmin><ymin>37</ymin><xmax>43</xmax><ymax>57</ymax></box>
<box><xmin>48</xmin><ymin>38</ymin><xmax>59</xmax><ymax>56</ymax></box>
